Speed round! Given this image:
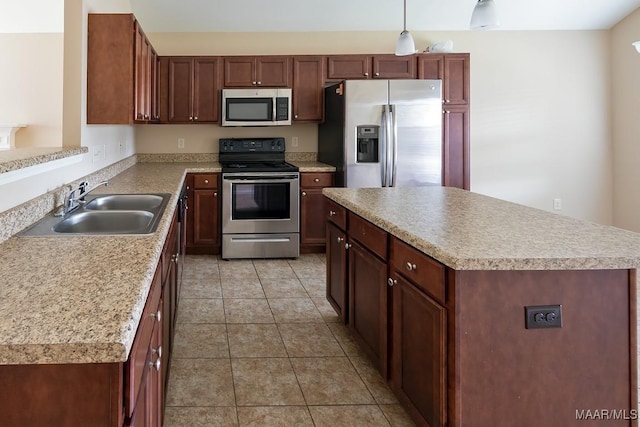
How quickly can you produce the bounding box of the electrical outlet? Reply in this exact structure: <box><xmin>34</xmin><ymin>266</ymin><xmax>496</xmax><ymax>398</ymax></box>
<box><xmin>119</xmin><ymin>140</ymin><xmax>127</xmax><ymax>155</ymax></box>
<box><xmin>553</xmin><ymin>198</ymin><xmax>562</xmax><ymax>210</ymax></box>
<box><xmin>177</xmin><ymin>138</ymin><xmax>185</xmax><ymax>149</ymax></box>
<box><xmin>292</xmin><ymin>136</ymin><xmax>299</xmax><ymax>147</ymax></box>
<box><xmin>92</xmin><ymin>145</ymin><xmax>102</xmax><ymax>164</ymax></box>
<box><xmin>101</xmin><ymin>144</ymin><xmax>107</xmax><ymax>161</ymax></box>
<box><xmin>525</xmin><ymin>305</ymin><xmax>562</xmax><ymax>329</ymax></box>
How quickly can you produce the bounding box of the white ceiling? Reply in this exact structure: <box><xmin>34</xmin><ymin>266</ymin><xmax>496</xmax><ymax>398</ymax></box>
<box><xmin>130</xmin><ymin>0</ymin><xmax>640</xmax><ymax>33</ymax></box>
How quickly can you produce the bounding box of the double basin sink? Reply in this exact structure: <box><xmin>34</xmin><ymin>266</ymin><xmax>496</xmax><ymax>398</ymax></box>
<box><xmin>21</xmin><ymin>194</ymin><xmax>171</xmax><ymax>236</ymax></box>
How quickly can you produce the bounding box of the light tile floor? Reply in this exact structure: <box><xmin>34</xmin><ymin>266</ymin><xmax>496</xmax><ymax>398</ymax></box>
<box><xmin>164</xmin><ymin>254</ymin><xmax>416</xmax><ymax>427</ymax></box>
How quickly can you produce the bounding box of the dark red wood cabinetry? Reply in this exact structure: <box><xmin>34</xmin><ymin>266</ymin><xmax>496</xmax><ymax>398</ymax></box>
<box><xmin>292</xmin><ymin>56</ymin><xmax>325</xmax><ymax>122</ymax></box>
<box><xmin>186</xmin><ymin>173</ymin><xmax>220</xmax><ymax>255</ymax></box>
<box><xmin>223</xmin><ymin>56</ymin><xmax>291</xmax><ymax>87</ymax></box>
<box><xmin>326</xmin><ymin>199</ymin><xmax>348</xmax><ymax>322</ymax></box>
<box><xmin>326</xmin><ymin>54</ymin><xmax>416</xmax><ymax>81</ymax></box>
<box><xmin>300</xmin><ymin>172</ymin><xmax>334</xmax><ymax>252</ymax></box>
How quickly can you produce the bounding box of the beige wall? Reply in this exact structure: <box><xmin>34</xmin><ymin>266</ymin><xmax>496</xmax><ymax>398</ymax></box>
<box><xmin>0</xmin><ymin>33</ymin><xmax>64</xmax><ymax>147</ymax></box>
<box><xmin>612</xmin><ymin>7</ymin><xmax>640</xmax><ymax>232</ymax></box>
<box><xmin>137</xmin><ymin>30</ymin><xmax>613</xmax><ymax>224</ymax></box>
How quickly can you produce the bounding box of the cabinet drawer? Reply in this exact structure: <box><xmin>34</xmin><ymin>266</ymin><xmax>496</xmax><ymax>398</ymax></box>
<box><xmin>124</xmin><ymin>268</ymin><xmax>162</xmax><ymax>417</ymax></box>
<box><xmin>390</xmin><ymin>237</ymin><xmax>445</xmax><ymax>304</ymax></box>
<box><xmin>348</xmin><ymin>212</ymin><xmax>387</xmax><ymax>260</ymax></box>
<box><xmin>301</xmin><ymin>173</ymin><xmax>334</xmax><ymax>188</ymax></box>
<box><xmin>326</xmin><ymin>198</ymin><xmax>346</xmax><ymax>230</ymax></box>
<box><xmin>193</xmin><ymin>174</ymin><xmax>218</xmax><ymax>189</ymax></box>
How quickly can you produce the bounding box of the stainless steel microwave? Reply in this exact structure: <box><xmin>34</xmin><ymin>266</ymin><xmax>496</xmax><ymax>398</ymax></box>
<box><xmin>221</xmin><ymin>88</ymin><xmax>292</xmax><ymax>126</ymax></box>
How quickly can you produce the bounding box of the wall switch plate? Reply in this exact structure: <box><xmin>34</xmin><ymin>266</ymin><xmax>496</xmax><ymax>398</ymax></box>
<box><xmin>553</xmin><ymin>198</ymin><xmax>562</xmax><ymax>210</ymax></box>
<box><xmin>292</xmin><ymin>136</ymin><xmax>299</xmax><ymax>147</ymax></box>
<box><xmin>525</xmin><ymin>305</ymin><xmax>562</xmax><ymax>329</ymax></box>
<box><xmin>177</xmin><ymin>138</ymin><xmax>185</xmax><ymax>149</ymax></box>
<box><xmin>92</xmin><ymin>145</ymin><xmax>102</xmax><ymax>164</ymax></box>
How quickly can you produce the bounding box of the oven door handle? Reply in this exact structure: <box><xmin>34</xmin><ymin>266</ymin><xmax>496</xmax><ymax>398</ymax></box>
<box><xmin>223</xmin><ymin>175</ymin><xmax>299</xmax><ymax>181</ymax></box>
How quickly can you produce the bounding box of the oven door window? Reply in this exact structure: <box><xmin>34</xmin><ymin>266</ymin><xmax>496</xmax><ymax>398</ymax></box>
<box><xmin>232</xmin><ymin>182</ymin><xmax>290</xmax><ymax>220</ymax></box>
<box><xmin>226</xmin><ymin>98</ymin><xmax>273</xmax><ymax>122</ymax></box>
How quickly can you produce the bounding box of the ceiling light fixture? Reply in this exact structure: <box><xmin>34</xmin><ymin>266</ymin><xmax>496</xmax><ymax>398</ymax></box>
<box><xmin>633</xmin><ymin>41</ymin><xmax>640</xmax><ymax>54</ymax></box>
<box><xmin>395</xmin><ymin>0</ymin><xmax>415</xmax><ymax>56</ymax></box>
<box><xmin>470</xmin><ymin>0</ymin><xmax>500</xmax><ymax>30</ymax></box>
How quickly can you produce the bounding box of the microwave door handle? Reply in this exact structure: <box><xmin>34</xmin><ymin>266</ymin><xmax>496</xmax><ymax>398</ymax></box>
<box><xmin>273</xmin><ymin>99</ymin><xmax>277</xmax><ymax>123</ymax></box>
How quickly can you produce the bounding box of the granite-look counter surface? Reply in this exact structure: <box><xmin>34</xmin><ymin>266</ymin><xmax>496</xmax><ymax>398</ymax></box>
<box><xmin>0</xmin><ymin>162</ymin><xmax>219</xmax><ymax>365</ymax></box>
<box><xmin>290</xmin><ymin>161</ymin><xmax>336</xmax><ymax>173</ymax></box>
<box><xmin>0</xmin><ymin>147</ymin><xmax>88</xmax><ymax>174</ymax></box>
<box><xmin>323</xmin><ymin>186</ymin><xmax>640</xmax><ymax>271</ymax></box>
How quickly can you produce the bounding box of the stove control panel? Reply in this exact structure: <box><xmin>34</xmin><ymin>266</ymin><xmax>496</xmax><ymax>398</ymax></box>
<box><xmin>220</xmin><ymin>137</ymin><xmax>285</xmax><ymax>152</ymax></box>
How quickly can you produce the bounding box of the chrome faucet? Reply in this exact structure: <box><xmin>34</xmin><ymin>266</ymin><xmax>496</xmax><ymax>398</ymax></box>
<box><xmin>61</xmin><ymin>180</ymin><xmax>109</xmax><ymax>215</ymax></box>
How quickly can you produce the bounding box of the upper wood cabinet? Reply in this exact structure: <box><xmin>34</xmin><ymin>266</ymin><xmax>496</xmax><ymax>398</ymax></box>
<box><xmin>419</xmin><ymin>53</ymin><xmax>470</xmax><ymax>105</ymax></box>
<box><xmin>161</xmin><ymin>57</ymin><xmax>221</xmax><ymax>123</ymax></box>
<box><xmin>88</xmin><ymin>14</ymin><xmax>159</xmax><ymax>124</ymax></box>
<box><xmin>292</xmin><ymin>56</ymin><xmax>325</xmax><ymax>122</ymax></box>
<box><xmin>223</xmin><ymin>56</ymin><xmax>291</xmax><ymax>87</ymax></box>
<box><xmin>326</xmin><ymin>54</ymin><xmax>416</xmax><ymax>81</ymax></box>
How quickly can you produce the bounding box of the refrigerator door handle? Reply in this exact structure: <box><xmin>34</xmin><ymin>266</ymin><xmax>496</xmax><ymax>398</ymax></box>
<box><xmin>381</xmin><ymin>105</ymin><xmax>390</xmax><ymax>187</ymax></box>
<box><xmin>390</xmin><ymin>104</ymin><xmax>398</xmax><ymax>187</ymax></box>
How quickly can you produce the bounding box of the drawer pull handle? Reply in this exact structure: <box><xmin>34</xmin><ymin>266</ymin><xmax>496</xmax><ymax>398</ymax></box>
<box><xmin>314</xmin><ymin>178</ymin><xmax>320</xmax><ymax>182</ymax></box>
<box><xmin>387</xmin><ymin>278</ymin><xmax>397</xmax><ymax>287</ymax></box>
<box><xmin>406</xmin><ymin>262</ymin><xmax>417</xmax><ymax>271</ymax></box>
<box><xmin>151</xmin><ymin>310</ymin><xmax>161</xmax><ymax>322</ymax></box>
<box><xmin>302</xmin><ymin>191</ymin><xmax>307</xmax><ymax>196</ymax></box>
<box><xmin>152</xmin><ymin>346</ymin><xmax>162</xmax><ymax>358</ymax></box>
<box><xmin>214</xmin><ymin>192</ymin><xmax>218</xmax><ymax>197</ymax></box>
<box><xmin>337</xmin><ymin>236</ymin><xmax>344</xmax><ymax>243</ymax></box>
<box><xmin>204</xmin><ymin>179</ymin><xmax>209</xmax><ymax>184</ymax></box>
<box><xmin>329</xmin><ymin>210</ymin><xmax>336</xmax><ymax>216</ymax></box>
<box><xmin>345</xmin><ymin>243</ymin><xmax>351</xmax><ymax>250</ymax></box>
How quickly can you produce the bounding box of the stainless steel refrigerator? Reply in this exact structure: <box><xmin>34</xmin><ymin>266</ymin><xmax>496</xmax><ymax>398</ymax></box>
<box><xmin>318</xmin><ymin>79</ymin><xmax>443</xmax><ymax>188</ymax></box>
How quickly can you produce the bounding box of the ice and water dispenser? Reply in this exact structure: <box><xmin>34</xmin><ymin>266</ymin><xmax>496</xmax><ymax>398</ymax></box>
<box><xmin>356</xmin><ymin>125</ymin><xmax>379</xmax><ymax>163</ymax></box>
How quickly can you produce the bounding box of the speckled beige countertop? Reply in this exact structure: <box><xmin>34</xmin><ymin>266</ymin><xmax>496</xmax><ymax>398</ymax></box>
<box><xmin>0</xmin><ymin>162</ymin><xmax>220</xmax><ymax>365</ymax></box>
<box><xmin>290</xmin><ymin>161</ymin><xmax>336</xmax><ymax>172</ymax></box>
<box><xmin>0</xmin><ymin>147</ymin><xmax>88</xmax><ymax>174</ymax></box>
<box><xmin>323</xmin><ymin>186</ymin><xmax>640</xmax><ymax>271</ymax></box>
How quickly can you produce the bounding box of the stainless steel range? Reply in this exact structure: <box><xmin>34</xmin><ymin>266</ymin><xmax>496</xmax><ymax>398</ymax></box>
<box><xmin>220</xmin><ymin>137</ymin><xmax>300</xmax><ymax>259</ymax></box>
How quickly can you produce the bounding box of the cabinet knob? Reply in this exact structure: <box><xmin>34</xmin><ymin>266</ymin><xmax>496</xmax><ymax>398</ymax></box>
<box><xmin>194</xmin><ymin>116</ymin><xmax>198</xmax><ymax>120</ymax></box>
<box><xmin>444</xmin><ymin>110</ymin><xmax>450</xmax><ymax>114</ymax></box>
<box><xmin>294</xmin><ymin>114</ymin><xmax>298</xmax><ymax>119</ymax></box>
<box><xmin>329</xmin><ymin>210</ymin><xmax>336</xmax><ymax>216</ymax></box>
<box><xmin>204</xmin><ymin>179</ymin><xmax>209</xmax><ymax>184</ymax></box>
<box><xmin>345</xmin><ymin>243</ymin><xmax>351</xmax><ymax>250</ymax></box>
<box><xmin>337</xmin><ymin>236</ymin><xmax>344</xmax><ymax>243</ymax></box>
<box><xmin>364</xmin><ymin>72</ymin><xmax>369</xmax><ymax>76</ymax></box>
<box><xmin>302</xmin><ymin>191</ymin><xmax>307</xmax><ymax>196</ymax></box>
<box><xmin>189</xmin><ymin>116</ymin><xmax>193</xmax><ymax>121</ymax></box>
<box><xmin>375</xmin><ymin>72</ymin><xmax>380</xmax><ymax>76</ymax></box>
<box><xmin>152</xmin><ymin>346</ymin><xmax>162</xmax><ymax>358</ymax></box>
<box><xmin>405</xmin><ymin>262</ymin><xmax>417</xmax><ymax>271</ymax></box>
<box><xmin>387</xmin><ymin>277</ymin><xmax>397</xmax><ymax>287</ymax></box>
<box><xmin>252</xmin><ymin>81</ymin><xmax>257</xmax><ymax>85</ymax></box>
<box><xmin>314</xmin><ymin>178</ymin><xmax>320</xmax><ymax>182</ymax></box>
<box><xmin>149</xmin><ymin>358</ymin><xmax>161</xmax><ymax>372</ymax></box>
<box><xmin>213</xmin><ymin>192</ymin><xmax>218</xmax><ymax>197</ymax></box>
<box><xmin>257</xmin><ymin>81</ymin><xmax>262</xmax><ymax>85</ymax></box>
<box><xmin>151</xmin><ymin>310</ymin><xmax>161</xmax><ymax>322</ymax></box>
<box><xmin>173</xmin><ymin>253</ymin><xmax>179</xmax><ymax>264</ymax></box>
<box><xmin>445</xmin><ymin>99</ymin><xmax>450</xmax><ymax>104</ymax></box>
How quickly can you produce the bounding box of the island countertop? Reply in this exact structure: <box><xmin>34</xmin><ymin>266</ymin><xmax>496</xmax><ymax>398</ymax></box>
<box><xmin>323</xmin><ymin>186</ymin><xmax>640</xmax><ymax>271</ymax></box>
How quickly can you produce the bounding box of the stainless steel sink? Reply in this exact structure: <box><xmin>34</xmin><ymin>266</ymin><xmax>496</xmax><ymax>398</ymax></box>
<box><xmin>52</xmin><ymin>211</ymin><xmax>154</xmax><ymax>234</ymax></box>
<box><xmin>19</xmin><ymin>193</ymin><xmax>171</xmax><ymax>236</ymax></box>
<box><xmin>84</xmin><ymin>194</ymin><xmax>165</xmax><ymax>211</ymax></box>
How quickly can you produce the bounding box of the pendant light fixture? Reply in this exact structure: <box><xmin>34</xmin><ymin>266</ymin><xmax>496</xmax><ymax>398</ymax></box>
<box><xmin>395</xmin><ymin>0</ymin><xmax>415</xmax><ymax>56</ymax></box>
<box><xmin>633</xmin><ymin>41</ymin><xmax>640</xmax><ymax>54</ymax></box>
<box><xmin>470</xmin><ymin>0</ymin><xmax>500</xmax><ymax>30</ymax></box>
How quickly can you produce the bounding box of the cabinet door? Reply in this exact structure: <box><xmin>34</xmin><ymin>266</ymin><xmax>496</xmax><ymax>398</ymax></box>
<box><xmin>150</xmin><ymin>49</ymin><xmax>160</xmax><ymax>121</ymax></box>
<box><xmin>134</xmin><ymin>22</ymin><xmax>148</xmax><ymax>122</ymax></box>
<box><xmin>443</xmin><ymin>105</ymin><xmax>470</xmax><ymax>190</ymax></box>
<box><xmin>372</xmin><ymin>55</ymin><xmax>417</xmax><ymax>79</ymax></box>
<box><xmin>300</xmin><ymin>188</ymin><xmax>327</xmax><ymax>247</ymax></box>
<box><xmin>327</xmin><ymin>55</ymin><xmax>371</xmax><ymax>80</ymax></box>
<box><xmin>292</xmin><ymin>56</ymin><xmax>324</xmax><ymax>122</ymax></box>
<box><xmin>146</xmin><ymin>321</ymin><xmax>163</xmax><ymax>427</ymax></box>
<box><xmin>193</xmin><ymin>189</ymin><xmax>219</xmax><ymax>248</ymax></box>
<box><xmin>348</xmin><ymin>240</ymin><xmax>388</xmax><ymax>376</ymax></box>
<box><xmin>443</xmin><ymin>54</ymin><xmax>470</xmax><ymax>106</ymax></box>
<box><xmin>417</xmin><ymin>54</ymin><xmax>444</xmax><ymax>80</ymax></box>
<box><xmin>256</xmin><ymin>56</ymin><xmax>291</xmax><ymax>87</ymax></box>
<box><xmin>223</xmin><ymin>57</ymin><xmax>256</xmax><ymax>87</ymax></box>
<box><xmin>193</xmin><ymin>58</ymin><xmax>220</xmax><ymax>122</ymax></box>
<box><xmin>391</xmin><ymin>272</ymin><xmax>446</xmax><ymax>427</ymax></box>
<box><xmin>167</xmin><ymin>58</ymin><xmax>194</xmax><ymax>122</ymax></box>
<box><xmin>326</xmin><ymin>222</ymin><xmax>347</xmax><ymax>322</ymax></box>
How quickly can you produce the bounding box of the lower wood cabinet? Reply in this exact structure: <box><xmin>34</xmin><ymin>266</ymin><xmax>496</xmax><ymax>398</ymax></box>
<box><xmin>326</xmin><ymin>221</ymin><xmax>348</xmax><ymax>321</ymax></box>
<box><xmin>300</xmin><ymin>172</ymin><xmax>334</xmax><ymax>252</ymax></box>
<box><xmin>186</xmin><ymin>173</ymin><xmax>220</xmax><ymax>254</ymax></box>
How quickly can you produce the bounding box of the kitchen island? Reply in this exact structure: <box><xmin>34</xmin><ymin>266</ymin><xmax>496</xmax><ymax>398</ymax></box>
<box><xmin>323</xmin><ymin>186</ymin><xmax>639</xmax><ymax>427</ymax></box>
